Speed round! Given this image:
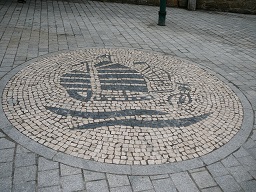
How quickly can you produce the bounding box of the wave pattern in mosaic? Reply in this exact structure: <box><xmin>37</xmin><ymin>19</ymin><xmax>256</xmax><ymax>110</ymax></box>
<box><xmin>2</xmin><ymin>48</ymin><xmax>243</xmax><ymax>165</ymax></box>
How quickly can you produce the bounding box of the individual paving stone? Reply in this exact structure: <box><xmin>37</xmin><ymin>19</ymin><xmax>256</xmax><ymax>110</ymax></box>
<box><xmin>191</xmin><ymin>170</ymin><xmax>217</xmax><ymax>189</ymax></box>
<box><xmin>150</xmin><ymin>174</ymin><xmax>169</xmax><ymax>180</ymax></box>
<box><xmin>13</xmin><ymin>181</ymin><xmax>36</xmax><ymax>192</ymax></box>
<box><xmin>215</xmin><ymin>175</ymin><xmax>242</xmax><ymax>192</ymax></box>
<box><xmin>38</xmin><ymin>186</ymin><xmax>62</xmax><ymax>192</ymax></box>
<box><xmin>15</xmin><ymin>153</ymin><xmax>36</xmax><ymax>167</ymax></box>
<box><xmin>0</xmin><ymin>162</ymin><xmax>12</xmax><ymax>178</ymax></box>
<box><xmin>0</xmin><ymin>132</ymin><xmax>5</xmax><ymax>138</ymax></box>
<box><xmin>251</xmin><ymin>130</ymin><xmax>256</xmax><ymax>140</ymax></box>
<box><xmin>248</xmin><ymin>147</ymin><xmax>256</xmax><ymax>159</ymax></box>
<box><xmin>107</xmin><ymin>174</ymin><xmax>130</xmax><ymax>188</ymax></box>
<box><xmin>60</xmin><ymin>164</ymin><xmax>82</xmax><ymax>176</ymax></box>
<box><xmin>233</xmin><ymin>147</ymin><xmax>250</xmax><ymax>158</ymax></box>
<box><xmin>0</xmin><ymin>138</ymin><xmax>15</xmax><ymax>149</ymax></box>
<box><xmin>170</xmin><ymin>172</ymin><xmax>199</xmax><ymax>192</ymax></box>
<box><xmin>237</xmin><ymin>155</ymin><xmax>256</xmax><ymax>170</ymax></box>
<box><xmin>86</xmin><ymin>180</ymin><xmax>110</xmax><ymax>192</ymax></box>
<box><xmin>16</xmin><ymin>145</ymin><xmax>30</xmax><ymax>154</ymax></box>
<box><xmin>242</xmin><ymin>138</ymin><xmax>256</xmax><ymax>149</ymax></box>
<box><xmin>0</xmin><ymin>177</ymin><xmax>12</xmax><ymax>191</ymax></box>
<box><xmin>240</xmin><ymin>180</ymin><xmax>256</xmax><ymax>192</ymax></box>
<box><xmin>221</xmin><ymin>155</ymin><xmax>241</xmax><ymax>168</ymax></box>
<box><xmin>201</xmin><ymin>186</ymin><xmax>222</xmax><ymax>192</ymax></box>
<box><xmin>249</xmin><ymin>170</ymin><xmax>256</xmax><ymax>179</ymax></box>
<box><xmin>13</xmin><ymin>165</ymin><xmax>37</xmax><ymax>184</ymax></box>
<box><xmin>129</xmin><ymin>176</ymin><xmax>153</xmax><ymax>192</ymax></box>
<box><xmin>110</xmin><ymin>185</ymin><xmax>133</xmax><ymax>192</ymax></box>
<box><xmin>83</xmin><ymin>170</ymin><xmax>106</xmax><ymax>181</ymax></box>
<box><xmin>0</xmin><ymin>148</ymin><xmax>14</xmax><ymax>162</ymax></box>
<box><xmin>228</xmin><ymin>165</ymin><xmax>253</xmax><ymax>183</ymax></box>
<box><xmin>38</xmin><ymin>157</ymin><xmax>59</xmax><ymax>171</ymax></box>
<box><xmin>189</xmin><ymin>167</ymin><xmax>206</xmax><ymax>173</ymax></box>
<box><xmin>152</xmin><ymin>178</ymin><xmax>177</xmax><ymax>192</ymax></box>
<box><xmin>38</xmin><ymin>169</ymin><xmax>60</xmax><ymax>187</ymax></box>
<box><xmin>61</xmin><ymin>174</ymin><xmax>84</xmax><ymax>192</ymax></box>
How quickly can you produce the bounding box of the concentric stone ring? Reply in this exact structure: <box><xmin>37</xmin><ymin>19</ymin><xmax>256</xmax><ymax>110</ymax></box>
<box><xmin>1</xmin><ymin>48</ymin><xmax>246</xmax><ymax>167</ymax></box>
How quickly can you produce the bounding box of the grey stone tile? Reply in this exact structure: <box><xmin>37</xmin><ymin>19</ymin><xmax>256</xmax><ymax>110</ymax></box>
<box><xmin>16</xmin><ymin>145</ymin><xmax>30</xmax><ymax>154</ymax></box>
<box><xmin>240</xmin><ymin>180</ymin><xmax>256</xmax><ymax>192</ymax></box>
<box><xmin>249</xmin><ymin>170</ymin><xmax>256</xmax><ymax>179</ymax></box>
<box><xmin>228</xmin><ymin>166</ymin><xmax>253</xmax><ymax>183</ymax></box>
<box><xmin>60</xmin><ymin>163</ymin><xmax>81</xmax><ymax>176</ymax></box>
<box><xmin>243</xmin><ymin>138</ymin><xmax>256</xmax><ymax>149</ymax></box>
<box><xmin>38</xmin><ymin>186</ymin><xmax>62</xmax><ymax>192</ymax></box>
<box><xmin>170</xmin><ymin>172</ymin><xmax>199</xmax><ymax>192</ymax></box>
<box><xmin>13</xmin><ymin>181</ymin><xmax>36</xmax><ymax>192</ymax></box>
<box><xmin>0</xmin><ymin>148</ymin><xmax>14</xmax><ymax>162</ymax></box>
<box><xmin>38</xmin><ymin>157</ymin><xmax>59</xmax><ymax>171</ymax></box>
<box><xmin>207</xmin><ymin>162</ymin><xmax>229</xmax><ymax>177</ymax></box>
<box><xmin>248</xmin><ymin>147</ymin><xmax>256</xmax><ymax>159</ymax></box>
<box><xmin>201</xmin><ymin>186</ymin><xmax>222</xmax><ymax>192</ymax></box>
<box><xmin>15</xmin><ymin>153</ymin><xmax>36</xmax><ymax>167</ymax></box>
<box><xmin>86</xmin><ymin>180</ymin><xmax>110</xmax><ymax>192</ymax></box>
<box><xmin>38</xmin><ymin>169</ymin><xmax>60</xmax><ymax>187</ymax></box>
<box><xmin>221</xmin><ymin>155</ymin><xmax>241</xmax><ymax>168</ymax></box>
<box><xmin>233</xmin><ymin>147</ymin><xmax>250</xmax><ymax>158</ymax></box>
<box><xmin>0</xmin><ymin>138</ymin><xmax>15</xmax><ymax>149</ymax></box>
<box><xmin>107</xmin><ymin>174</ymin><xmax>130</xmax><ymax>188</ymax></box>
<box><xmin>189</xmin><ymin>167</ymin><xmax>206</xmax><ymax>173</ymax></box>
<box><xmin>237</xmin><ymin>155</ymin><xmax>256</xmax><ymax>170</ymax></box>
<box><xmin>150</xmin><ymin>174</ymin><xmax>169</xmax><ymax>180</ymax></box>
<box><xmin>83</xmin><ymin>170</ymin><xmax>106</xmax><ymax>181</ymax></box>
<box><xmin>0</xmin><ymin>132</ymin><xmax>5</xmax><ymax>138</ymax></box>
<box><xmin>0</xmin><ymin>162</ymin><xmax>12</xmax><ymax>178</ymax></box>
<box><xmin>191</xmin><ymin>171</ymin><xmax>217</xmax><ymax>189</ymax></box>
<box><xmin>0</xmin><ymin>176</ymin><xmax>12</xmax><ymax>192</ymax></box>
<box><xmin>110</xmin><ymin>186</ymin><xmax>133</xmax><ymax>192</ymax></box>
<box><xmin>251</xmin><ymin>130</ymin><xmax>256</xmax><ymax>140</ymax></box>
<box><xmin>14</xmin><ymin>165</ymin><xmax>37</xmax><ymax>184</ymax></box>
<box><xmin>215</xmin><ymin>175</ymin><xmax>242</xmax><ymax>192</ymax></box>
<box><xmin>61</xmin><ymin>174</ymin><xmax>84</xmax><ymax>192</ymax></box>
<box><xmin>129</xmin><ymin>176</ymin><xmax>153</xmax><ymax>192</ymax></box>
<box><xmin>152</xmin><ymin>178</ymin><xmax>177</xmax><ymax>192</ymax></box>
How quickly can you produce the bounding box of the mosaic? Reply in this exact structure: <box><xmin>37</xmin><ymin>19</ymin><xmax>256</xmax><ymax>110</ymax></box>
<box><xmin>2</xmin><ymin>48</ymin><xmax>243</xmax><ymax>165</ymax></box>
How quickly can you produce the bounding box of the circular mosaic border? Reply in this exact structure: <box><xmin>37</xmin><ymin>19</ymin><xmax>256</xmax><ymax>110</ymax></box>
<box><xmin>0</xmin><ymin>48</ymin><xmax>253</xmax><ymax>175</ymax></box>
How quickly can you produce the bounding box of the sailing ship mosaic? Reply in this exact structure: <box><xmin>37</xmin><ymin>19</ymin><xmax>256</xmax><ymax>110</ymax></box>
<box><xmin>2</xmin><ymin>48</ymin><xmax>243</xmax><ymax>165</ymax></box>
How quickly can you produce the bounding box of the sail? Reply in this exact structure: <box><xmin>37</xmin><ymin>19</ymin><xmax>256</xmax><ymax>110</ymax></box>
<box><xmin>60</xmin><ymin>62</ymin><xmax>152</xmax><ymax>102</ymax></box>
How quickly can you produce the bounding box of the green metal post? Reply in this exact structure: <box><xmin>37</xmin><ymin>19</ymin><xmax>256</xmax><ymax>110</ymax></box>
<box><xmin>158</xmin><ymin>0</ymin><xmax>166</xmax><ymax>26</ymax></box>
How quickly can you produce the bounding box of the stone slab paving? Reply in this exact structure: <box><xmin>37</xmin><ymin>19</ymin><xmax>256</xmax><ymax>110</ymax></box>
<box><xmin>0</xmin><ymin>0</ymin><xmax>256</xmax><ymax>191</ymax></box>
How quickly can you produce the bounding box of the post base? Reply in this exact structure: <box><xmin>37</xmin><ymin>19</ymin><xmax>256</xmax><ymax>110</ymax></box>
<box><xmin>158</xmin><ymin>11</ymin><xmax>166</xmax><ymax>26</ymax></box>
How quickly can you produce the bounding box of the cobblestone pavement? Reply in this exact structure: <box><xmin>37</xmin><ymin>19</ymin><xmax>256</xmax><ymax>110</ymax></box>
<box><xmin>0</xmin><ymin>0</ymin><xmax>256</xmax><ymax>191</ymax></box>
